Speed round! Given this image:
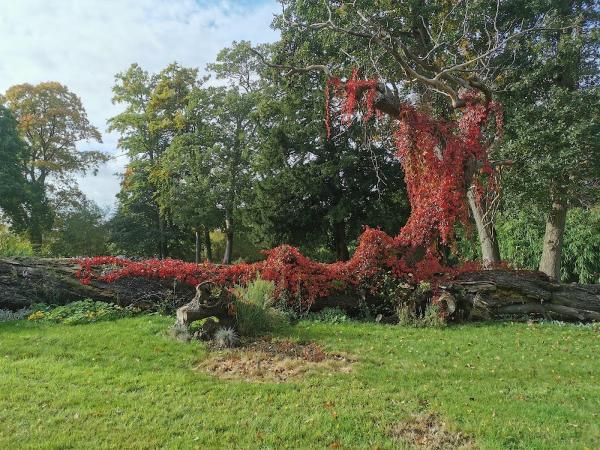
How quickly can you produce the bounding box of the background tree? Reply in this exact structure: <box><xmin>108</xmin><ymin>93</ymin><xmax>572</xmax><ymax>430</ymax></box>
<box><xmin>45</xmin><ymin>198</ymin><xmax>108</xmax><ymax>257</ymax></box>
<box><xmin>0</xmin><ymin>105</ymin><xmax>28</xmax><ymax>228</ymax></box>
<box><xmin>259</xmin><ymin>0</ymin><xmax>577</xmax><ymax>265</ymax></box>
<box><xmin>495</xmin><ymin>1</ymin><xmax>599</xmax><ymax>280</ymax></box>
<box><xmin>205</xmin><ymin>45</ymin><xmax>262</xmax><ymax>264</ymax></box>
<box><xmin>108</xmin><ymin>63</ymin><xmax>200</xmax><ymax>258</ymax></box>
<box><xmin>153</xmin><ymin>132</ymin><xmax>222</xmax><ymax>262</ymax></box>
<box><xmin>2</xmin><ymin>82</ymin><xmax>105</xmax><ymax>251</ymax></box>
<box><xmin>250</xmin><ymin>64</ymin><xmax>409</xmax><ymax>261</ymax></box>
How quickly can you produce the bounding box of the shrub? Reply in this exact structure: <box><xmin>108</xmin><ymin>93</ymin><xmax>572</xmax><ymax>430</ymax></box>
<box><xmin>233</xmin><ymin>277</ymin><xmax>288</xmax><ymax>336</ymax></box>
<box><xmin>189</xmin><ymin>316</ymin><xmax>220</xmax><ymax>334</ymax></box>
<box><xmin>421</xmin><ymin>304</ymin><xmax>447</xmax><ymax>328</ymax></box>
<box><xmin>307</xmin><ymin>307</ymin><xmax>350</xmax><ymax>324</ymax></box>
<box><xmin>27</xmin><ymin>300</ymin><xmax>129</xmax><ymax>325</ymax></box>
<box><xmin>0</xmin><ymin>227</ymin><xmax>33</xmax><ymax>257</ymax></box>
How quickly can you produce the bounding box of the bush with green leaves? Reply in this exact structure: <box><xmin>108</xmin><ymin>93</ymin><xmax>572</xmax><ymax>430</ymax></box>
<box><xmin>233</xmin><ymin>277</ymin><xmax>288</xmax><ymax>336</ymax></box>
<box><xmin>0</xmin><ymin>227</ymin><xmax>33</xmax><ymax>257</ymax></box>
<box><xmin>189</xmin><ymin>316</ymin><xmax>220</xmax><ymax>334</ymax></box>
<box><xmin>27</xmin><ymin>300</ymin><xmax>130</xmax><ymax>325</ymax></box>
<box><xmin>307</xmin><ymin>307</ymin><xmax>350</xmax><ymax>324</ymax></box>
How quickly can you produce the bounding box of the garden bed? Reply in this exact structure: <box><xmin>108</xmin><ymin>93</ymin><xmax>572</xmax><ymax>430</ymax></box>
<box><xmin>199</xmin><ymin>337</ymin><xmax>354</xmax><ymax>382</ymax></box>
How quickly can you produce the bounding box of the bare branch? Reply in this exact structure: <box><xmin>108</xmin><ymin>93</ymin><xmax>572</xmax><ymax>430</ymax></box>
<box><xmin>249</xmin><ymin>48</ymin><xmax>331</xmax><ymax>77</ymax></box>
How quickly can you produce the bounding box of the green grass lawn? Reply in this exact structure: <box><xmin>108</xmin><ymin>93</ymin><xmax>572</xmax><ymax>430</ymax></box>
<box><xmin>1</xmin><ymin>316</ymin><xmax>599</xmax><ymax>449</ymax></box>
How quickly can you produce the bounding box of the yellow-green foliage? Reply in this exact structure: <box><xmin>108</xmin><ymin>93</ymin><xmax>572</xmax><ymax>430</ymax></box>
<box><xmin>0</xmin><ymin>226</ymin><xmax>33</xmax><ymax>257</ymax></box>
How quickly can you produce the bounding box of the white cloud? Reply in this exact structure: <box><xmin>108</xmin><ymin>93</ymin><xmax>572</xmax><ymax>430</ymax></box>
<box><xmin>0</xmin><ymin>0</ymin><xmax>279</xmax><ymax>211</ymax></box>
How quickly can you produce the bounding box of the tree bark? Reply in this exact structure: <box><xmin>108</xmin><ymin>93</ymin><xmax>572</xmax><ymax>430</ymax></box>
<box><xmin>204</xmin><ymin>227</ymin><xmax>213</xmax><ymax>262</ymax></box>
<box><xmin>333</xmin><ymin>221</ymin><xmax>350</xmax><ymax>261</ymax></box>
<box><xmin>1</xmin><ymin>258</ymin><xmax>599</xmax><ymax>323</ymax></box>
<box><xmin>222</xmin><ymin>213</ymin><xmax>234</xmax><ymax>265</ymax></box>
<box><xmin>539</xmin><ymin>199</ymin><xmax>568</xmax><ymax>281</ymax></box>
<box><xmin>466</xmin><ymin>187</ymin><xmax>501</xmax><ymax>265</ymax></box>
<box><xmin>0</xmin><ymin>257</ymin><xmax>195</xmax><ymax>311</ymax></box>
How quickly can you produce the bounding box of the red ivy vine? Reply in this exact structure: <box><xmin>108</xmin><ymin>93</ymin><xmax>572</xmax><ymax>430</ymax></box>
<box><xmin>77</xmin><ymin>71</ymin><xmax>502</xmax><ymax>310</ymax></box>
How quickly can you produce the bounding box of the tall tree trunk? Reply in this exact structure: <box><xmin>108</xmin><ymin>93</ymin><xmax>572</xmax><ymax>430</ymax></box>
<box><xmin>204</xmin><ymin>227</ymin><xmax>213</xmax><ymax>262</ymax></box>
<box><xmin>222</xmin><ymin>213</ymin><xmax>234</xmax><ymax>265</ymax></box>
<box><xmin>194</xmin><ymin>230</ymin><xmax>202</xmax><ymax>264</ymax></box>
<box><xmin>333</xmin><ymin>221</ymin><xmax>350</xmax><ymax>261</ymax></box>
<box><xmin>28</xmin><ymin>223</ymin><xmax>43</xmax><ymax>255</ymax></box>
<box><xmin>467</xmin><ymin>187</ymin><xmax>501</xmax><ymax>266</ymax></box>
<box><xmin>539</xmin><ymin>199</ymin><xmax>568</xmax><ymax>281</ymax></box>
<box><xmin>157</xmin><ymin>212</ymin><xmax>166</xmax><ymax>259</ymax></box>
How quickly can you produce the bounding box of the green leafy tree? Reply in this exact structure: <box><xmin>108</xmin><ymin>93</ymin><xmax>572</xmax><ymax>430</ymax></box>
<box><xmin>259</xmin><ymin>0</ymin><xmax>589</xmax><ymax>265</ymax></box>
<box><xmin>153</xmin><ymin>133</ymin><xmax>222</xmax><ymax>262</ymax></box>
<box><xmin>108</xmin><ymin>63</ymin><xmax>201</xmax><ymax>258</ymax></box>
<box><xmin>497</xmin><ymin>1</ymin><xmax>599</xmax><ymax>280</ymax></box>
<box><xmin>46</xmin><ymin>199</ymin><xmax>108</xmax><ymax>257</ymax></box>
<box><xmin>2</xmin><ymin>82</ymin><xmax>105</xmax><ymax>251</ymax></box>
<box><xmin>250</xmin><ymin>66</ymin><xmax>408</xmax><ymax>260</ymax></box>
<box><xmin>0</xmin><ymin>105</ymin><xmax>28</xmax><ymax>227</ymax></box>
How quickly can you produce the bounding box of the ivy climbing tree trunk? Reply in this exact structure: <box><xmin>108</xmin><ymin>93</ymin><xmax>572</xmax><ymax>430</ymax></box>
<box><xmin>539</xmin><ymin>199</ymin><xmax>568</xmax><ymax>281</ymax></box>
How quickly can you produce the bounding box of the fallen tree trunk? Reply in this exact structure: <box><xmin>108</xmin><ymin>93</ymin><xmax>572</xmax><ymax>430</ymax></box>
<box><xmin>1</xmin><ymin>258</ymin><xmax>599</xmax><ymax>323</ymax></box>
<box><xmin>446</xmin><ymin>270</ymin><xmax>600</xmax><ymax>322</ymax></box>
<box><xmin>0</xmin><ymin>257</ymin><xmax>195</xmax><ymax>311</ymax></box>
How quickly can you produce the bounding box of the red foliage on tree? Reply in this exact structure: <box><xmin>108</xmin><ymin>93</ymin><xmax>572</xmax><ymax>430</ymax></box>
<box><xmin>76</xmin><ymin>71</ymin><xmax>504</xmax><ymax>310</ymax></box>
<box><xmin>326</xmin><ymin>74</ymin><xmax>502</xmax><ymax>249</ymax></box>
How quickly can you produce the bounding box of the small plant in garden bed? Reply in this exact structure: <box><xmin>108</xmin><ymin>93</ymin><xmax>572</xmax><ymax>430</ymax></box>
<box><xmin>307</xmin><ymin>307</ymin><xmax>350</xmax><ymax>324</ymax></box>
<box><xmin>397</xmin><ymin>304</ymin><xmax>447</xmax><ymax>328</ymax></box>
<box><xmin>168</xmin><ymin>322</ymin><xmax>192</xmax><ymax>342</ymax></box>
<box><xmin>212</xmin><ymin>327</ymin><xmax>239</xmax><ymax>349</ymax></box>
<box><xmin>27</xmin><ymin>299</ymin><xmax>131</xmax><ymax>325</ymax></box>
<box><xmin>0</xmin><ymin>307</ymin><xmax>33</xmax><ymax>322</ymax></box>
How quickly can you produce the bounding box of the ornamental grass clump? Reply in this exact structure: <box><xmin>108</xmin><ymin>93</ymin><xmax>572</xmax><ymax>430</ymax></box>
<box><xmin>0</xmin><ymin>308</ymin><xmax>32</xmax><ymax>322</ymax></box>
<box><xmin>233</xmin><ymin>277</ymin><xmax>288</xmax><ymax>336</ymax></box>
<box><xmin>213</xmin><ymin>327</ymin><xmax>239</xmax><ymax>349</ymax></box>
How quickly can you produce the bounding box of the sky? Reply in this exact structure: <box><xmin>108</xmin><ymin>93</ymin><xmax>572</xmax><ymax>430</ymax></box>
<box><xmin>0</xmin><ymin>0</ymin><xmax>279</xmax><ymax>212</ymax></box>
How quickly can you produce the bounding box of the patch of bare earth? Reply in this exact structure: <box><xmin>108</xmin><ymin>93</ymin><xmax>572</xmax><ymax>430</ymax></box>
<box><xmin>197</xmin><ymin>337</ymin><xmax>354</xmax><ymax>382</ymax></box>
<box><xmin>391</xmin><ymin>412</ymin><xmax>474</xmax><ymax>450</ymax></box>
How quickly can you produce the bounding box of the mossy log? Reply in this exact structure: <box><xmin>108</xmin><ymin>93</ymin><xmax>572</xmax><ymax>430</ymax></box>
<box><xmin>1</xmin><ymin>258</ymin><xmax>599</xmax><ymax>323</ymax></box>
